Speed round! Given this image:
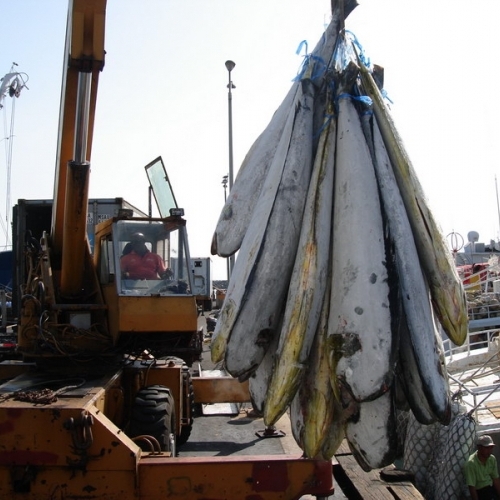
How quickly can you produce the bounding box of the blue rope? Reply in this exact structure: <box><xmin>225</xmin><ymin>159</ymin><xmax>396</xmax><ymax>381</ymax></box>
<box><xmin>296</xmin><ymin>40</ymin><xmax>308</xmax><ymax>56</ymax></box>
<box><xmin>292</xmin><ymin>27</ymin><xmax>393</xmax><ymax>110</ymax></box>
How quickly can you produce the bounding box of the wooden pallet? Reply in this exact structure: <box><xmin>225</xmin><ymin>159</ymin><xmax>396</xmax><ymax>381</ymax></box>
<box><xmin>333</xmin><ymin>441</ymin><xmax>425</xmax><ymax>500</ymax></box>
<box><xmin>485</xmin><ymin>400</ymin><xmax>500</xmax><ymax>419</ymax></box>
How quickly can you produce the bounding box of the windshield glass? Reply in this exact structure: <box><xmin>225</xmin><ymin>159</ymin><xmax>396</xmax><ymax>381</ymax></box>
<box><xmin>114</xmin><ymin>219</ymin><xmax>192</xmax><ymax>296</ymax></box>
<box><xmin>144</xmin><ymin>156</ymin><xmax>177</xmax><ymax>218</ymax></box>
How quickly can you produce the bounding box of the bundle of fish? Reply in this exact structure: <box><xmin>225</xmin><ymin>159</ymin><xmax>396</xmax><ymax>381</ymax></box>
<box><xmin>210</xmin><ymin>0</ymin><xmax>468</xmax><ymax>471</ymax></box>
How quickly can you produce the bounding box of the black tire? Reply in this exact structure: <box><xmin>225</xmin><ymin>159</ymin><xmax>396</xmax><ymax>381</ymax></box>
<box><xmin>129</xmin><ymin>385</ymin><xmax>176</xmax><ymax>453</ymax></box>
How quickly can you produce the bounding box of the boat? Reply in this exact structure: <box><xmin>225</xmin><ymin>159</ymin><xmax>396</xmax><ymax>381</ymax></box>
<box><xmin>445</xmin><ymin>232</ymin><xmax>500</xmax><ymax>437</ymax></box>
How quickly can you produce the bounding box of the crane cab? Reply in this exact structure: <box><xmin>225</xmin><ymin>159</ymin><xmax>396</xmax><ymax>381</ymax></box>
<box><xmin>94</xmin><ymin>213</ymin><xmax>202</xmax><ymax>365</ymax></box>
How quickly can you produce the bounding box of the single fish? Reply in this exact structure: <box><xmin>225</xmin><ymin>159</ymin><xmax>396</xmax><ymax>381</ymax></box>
<box><xmin>345</xmin><ymin>390</ymin><xmax>398</xmax><ymax>472</ymax></box>
<box><xmin>211</xmin><ymin>82</ymin><xmax>299</xmax><ymax>258</ymax></box>
<box><xmin>361</xmin><ymin>110</ymin><xmax>435</xmax><ymax>425</ymax></box>
<box><xmin>368</xmin><ymin>112</ymin><xmax>451</xmax><ymax>424</ymax></box>
<box><xmin>289</xmin><ymin>276</ymin><xmax>346</xmax><ymax>460</ymax></box>
<box><xmin>356</xmin><ymin>59</ymin><xmax>468</xmax><ymax>347</ymax></box>
<box><xmin>248</xmin><ymin>316</ymin><xmax>281</xmax><ymax>414</ymax></box>
<box><xmin>223</xmin><ymin>78</ymin><xmax>315</xmax><ymax>379</ymax></box>
<box><xmin>264</xmin><ymin>109</ymin><xmax>336</xmax><ymax>426</ymax></box>
<box><xmin>397</xmin><ymin>312</ymin><xmax>439</xmax><ymax>425</ymax></box>
<box><xmin>210</xmin><ymin>79</ymin><xmax>306</xmax><ymax>363</ymax></box>
<box><xmin>328</xmin><ymin>94</ymin><xmax>393</xmax><ymax>402</ymax></box>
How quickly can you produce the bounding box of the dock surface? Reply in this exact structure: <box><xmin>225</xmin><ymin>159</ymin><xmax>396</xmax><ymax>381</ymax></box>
<box><xmin>333</xmin><ymin>441</ymin><xmax>424</xmax><ymax>499</ymax></box>
<box><xmin>193</xmin><ymin>315</ymin><xmax>426</xmax><ymax>499</ymax></box>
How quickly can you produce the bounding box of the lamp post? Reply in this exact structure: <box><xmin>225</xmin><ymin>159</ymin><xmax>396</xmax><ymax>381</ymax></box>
<box><xmin>222</xmin><ymin>174</ymin><xmax>230</xmax><ymax>281</ymax></box>
<box><xmin>225</xmin><ymin>60</ymin><xmax>235</xmax><ymax>190</ymax></box>
<box><xmin>225</xmin><ymin>60</ymin><xmax>236</xmax><ymax>276</ymax></box>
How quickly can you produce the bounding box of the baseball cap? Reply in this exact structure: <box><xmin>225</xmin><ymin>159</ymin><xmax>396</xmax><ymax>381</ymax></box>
<box><xmin>477</xmin><ymin>435</ymin><xmax>495</xmax><ymax>447</ymax></box>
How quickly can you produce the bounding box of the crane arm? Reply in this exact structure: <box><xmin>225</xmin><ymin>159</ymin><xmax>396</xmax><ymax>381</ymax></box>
<box><xmin>51</xmin><ymin>0</ymin><xmax>106</xmax><ymax>296</ymax></box>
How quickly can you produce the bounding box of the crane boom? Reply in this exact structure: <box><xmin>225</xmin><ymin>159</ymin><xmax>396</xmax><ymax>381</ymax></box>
<box><xmin>51</xmin><ymin>0</ymin><xmax>106</xmax><ymax>296</ymax></box>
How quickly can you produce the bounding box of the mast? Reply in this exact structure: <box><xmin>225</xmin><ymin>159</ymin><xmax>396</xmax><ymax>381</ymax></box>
<box><xmin>0</xmin><ymin>65</ymin><xmax>29</xmax><ymax>248</ymax></box>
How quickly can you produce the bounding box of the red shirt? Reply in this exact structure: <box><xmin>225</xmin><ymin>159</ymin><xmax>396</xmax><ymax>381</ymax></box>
<box><xmin>120</xmin><ymin>250</ymin><xmax>166</xmax><ymax>280</ymax></box>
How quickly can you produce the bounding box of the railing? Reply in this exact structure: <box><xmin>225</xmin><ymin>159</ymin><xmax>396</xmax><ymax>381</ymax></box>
<box><xmin>442</xmin><ymin>260</ymin><xmax>500</xmax><ymax>426</ymax></box>
<box><xmin>467</xmin><ymin>291</ymin><xmax>500</xmax><ymax>323</ymax></box>
<box><xmin>449</xmin><ymin>371</ymin><xmax>500</xmax><ymax>423</ymax></box>
<box><xmin>445</xmin><ymin>328</ymin><xmax>500</xmax><ymax>426</ymax></box>
<box><xmin>443</xmin><ymin>328</ymin><xmax>500</xmax><ymax>361</ymax></box>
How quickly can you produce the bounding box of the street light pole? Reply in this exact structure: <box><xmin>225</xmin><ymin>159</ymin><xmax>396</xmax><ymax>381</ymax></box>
<box><xmin>222</xmin><ymin>174</ymin><xmax>230</xmax><ymax>282</ymax></box>
<box><xmin>225</xmin><ymin>60</ymin><xmax>235</xmax><ymax>190</ymax></box>
<box><xmin>225</xmin><ymin>60</ymin><xmax>236</xmax><ymax>276</ymax></box>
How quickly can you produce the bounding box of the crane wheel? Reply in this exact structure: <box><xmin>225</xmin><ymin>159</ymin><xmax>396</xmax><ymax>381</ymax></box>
<box><xmin>129</xmin><ymin>385</ymin><xmax>176</xmax><ymax>454</ymax></box>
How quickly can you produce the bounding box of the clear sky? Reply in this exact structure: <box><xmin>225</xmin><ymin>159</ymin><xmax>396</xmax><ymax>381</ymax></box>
<box><xmin>1</xmin><ymin>0</ymin><xmax>499</xmax><ymax>279</ymax></box>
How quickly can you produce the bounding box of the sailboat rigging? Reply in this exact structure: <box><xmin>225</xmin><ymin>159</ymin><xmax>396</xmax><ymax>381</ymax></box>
<box><xmin>0</xmin><ymin>63</ymin><xmax>29</xmax><ymax>249</ymax></box>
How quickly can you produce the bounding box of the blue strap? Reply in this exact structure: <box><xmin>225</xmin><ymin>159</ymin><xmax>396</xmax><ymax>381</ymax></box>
<box><xmin>337</xmin><ymin>92</ymin><xmax>373</xmax><ymax>107</ymax></box>
<box><xmin>296</xmin><ymin>40</ymin><xmax>308</xmax><ymax>56</ymax></box>
<box><xmin>313</xmin><ymin>112</ymin><xmax>335</xmax><ymax>140</ymax></box>
<box><xmin>381</xmin><ymin>88</ymin><xmax>394</xmax><ymax>104</ymax></box>
<box><xmin>293</xmin><ymin>53</ymin><xmax>329</xmax><ymax>82</ymax></box>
